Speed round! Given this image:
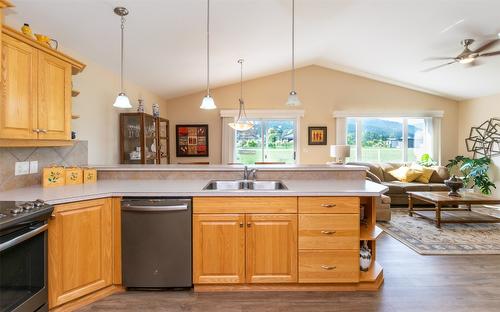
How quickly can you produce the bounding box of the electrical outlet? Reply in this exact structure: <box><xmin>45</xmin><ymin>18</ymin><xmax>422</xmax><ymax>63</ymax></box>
<box><xmin>15</xmin><ymin>161</ymin><xmax>30</xmax><ymax>176</ymax></box>
<box><xmin>29</xmin><ymin>161</ymin><xmax>38</xmax><ymax>174</ymax></box>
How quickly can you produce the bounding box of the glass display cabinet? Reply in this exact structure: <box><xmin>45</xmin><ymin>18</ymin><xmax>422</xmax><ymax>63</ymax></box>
<box><xmin>119</xmin><ymin>113</ymin><xmax>170</xmax><ymax>164</ymax></box>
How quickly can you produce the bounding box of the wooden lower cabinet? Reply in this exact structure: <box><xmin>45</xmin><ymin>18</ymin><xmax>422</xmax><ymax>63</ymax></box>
<box><xmin>193</xmin><ymin>214</ymin><xmax>246</xmax><ymax>284</ymax></box>
<box><xmin>298</xmin><ymin>250</ymin><xmax>359</xmax><ymax>283</ymax></box>
<box><xmin>246</xmin><ymin>214</ymin><xmax>297</xmax><ymax>283</ymax></box>
<box><xmin>48</xmin><ymin>198</ymin><xmax>113</xmax><ymax>309</ymax></box>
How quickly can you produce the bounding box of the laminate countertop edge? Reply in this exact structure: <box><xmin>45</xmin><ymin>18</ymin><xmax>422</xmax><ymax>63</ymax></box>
<box><xmin>0</xmin><ymin>180</ymin><xmax>388</xmax><ymax>205</ymax></box>
<box><xmin>92</xmin><ymin>164</ymin><xmax>369</xmax><ymax>172</ymax></box>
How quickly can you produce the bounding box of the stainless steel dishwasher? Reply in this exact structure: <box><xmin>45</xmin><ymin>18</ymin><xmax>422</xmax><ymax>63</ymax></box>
<box><xmin>121</xmin><ymin>197</ymin><xmax>192</xmax><ymax>288</ymax></box>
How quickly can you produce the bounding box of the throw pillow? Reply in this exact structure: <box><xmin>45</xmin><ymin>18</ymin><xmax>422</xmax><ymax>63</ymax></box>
<box><xmin>388</xmin><ymin>166</ymin><xmax>423</xmax><ymax>183</ymax></box>
<box><xmin>410</xmin><ymin>163</ymin><xmax>435</xmax><ymax>184</ymax></box>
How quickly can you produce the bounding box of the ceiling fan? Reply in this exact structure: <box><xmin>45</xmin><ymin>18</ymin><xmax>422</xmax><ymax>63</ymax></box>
<box><xmin>422</xmin><ymin>37</ymin><xmax>500</xmax><ymax>72</ymax></box>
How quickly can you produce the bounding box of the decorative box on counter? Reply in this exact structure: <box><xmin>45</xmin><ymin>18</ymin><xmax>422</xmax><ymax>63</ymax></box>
<box><xmin>65</xmin><ymin>167</ymin><xmax>83</xmax><ymax>185</ymax></box>
<box><xmin>83</xmin><ymin>168</ymin><xmax>97</xmax><ymax>184</ymax></box>
<box><xmin>42</xmin><ymin>166</ymin><xmax>65</xmax><ymax>188</ymax></box>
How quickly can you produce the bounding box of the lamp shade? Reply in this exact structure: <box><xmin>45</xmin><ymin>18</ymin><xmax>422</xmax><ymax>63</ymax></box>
<box><xmin>286</xmin><ymin>91</ymin><xmax>301</xmax><ymax>106</ymax></box>
<box><xmin>330</xmin><ymin>145</ymin><xmax>351</xmax><ymax>159</ymax></box>
<box><xmin>200</xmin><ymin>95</ymin><xmax>216</xmax><ymax>110</ymax></box>
<box><xmin>113</xmin><ymin>93</ymin><xmax>132</xmax><ymax>109</ymax></box>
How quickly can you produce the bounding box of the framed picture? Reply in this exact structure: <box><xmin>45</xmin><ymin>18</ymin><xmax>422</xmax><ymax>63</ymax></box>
<box><xmin>176</xmin><ymin>124</ymin><xmax>209</xmax><ymax>157</ymax></box>
<box><xmin>308</xmin><ymin>126</ymin><xmax>327</xmax><ymax>145</ymax></box>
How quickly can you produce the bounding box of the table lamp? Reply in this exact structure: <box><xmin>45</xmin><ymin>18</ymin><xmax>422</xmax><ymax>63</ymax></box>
<box><xmin>330</xmin><ymin>145</ymin><xmax>351</xmax><ymax>164</ymax></box>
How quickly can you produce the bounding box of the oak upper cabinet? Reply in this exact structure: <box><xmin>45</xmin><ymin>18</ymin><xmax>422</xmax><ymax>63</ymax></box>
<box><xmin>48</xmin><ymin>199</ymin><xmax>113</xmax><ymax>309</ymax></box>
<box><xmin>246</xmin><ymin>214</ymin><xmax>297</xmax><ymax>283</ymax></box>
<box><xmin>193</xmin><ymin>214</ymin><xmax>246</xmax><ymax>284</ymax></box>
<box><xmin>0</xmin><ymin>26</ymin><xmax>84</xmax><ymax>146</ymax></box>
<box><xmin>0</xmin><ymin>34</ymin><xmax>38</xmax><ymax>139</ymax></box>
<box><xmin>37</xmin><ymin>51</ymin><xmax>71</xmax><ymax>140</ymax></box>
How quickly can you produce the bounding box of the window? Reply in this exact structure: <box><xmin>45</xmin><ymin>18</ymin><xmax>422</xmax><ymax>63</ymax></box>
<box><xmin>234</xmin><ymin>119</ymin><xmax>297</xmax><ymax>164</ymax></box>
<box><xmin>346</xmin><ymin>117</ymin><xmax>432</xmax><ymax>163</ymax></box>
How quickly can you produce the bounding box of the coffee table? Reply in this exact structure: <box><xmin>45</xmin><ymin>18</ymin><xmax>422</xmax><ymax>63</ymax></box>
<box><xmin>408</xmin><ymin>191</ymin><xmax>500</xmax><ymax>228</ymax></box>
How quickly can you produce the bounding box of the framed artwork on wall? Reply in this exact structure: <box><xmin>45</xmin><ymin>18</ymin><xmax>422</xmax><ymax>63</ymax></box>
<box><xmin>308</xmin><ymin>126</ymin><xmax>327</xmax><ymax>145</ymax></box>
<box><xmin>176</xmin><ymin>124</ymin><xmax>209</xmax><ymax>157</ymax></box>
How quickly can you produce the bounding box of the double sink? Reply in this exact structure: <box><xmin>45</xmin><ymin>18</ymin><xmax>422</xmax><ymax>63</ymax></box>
<box><xmin>203</xmin><ymin>180</ymin><xmax>287</xmax><ymax>191</ymax></box>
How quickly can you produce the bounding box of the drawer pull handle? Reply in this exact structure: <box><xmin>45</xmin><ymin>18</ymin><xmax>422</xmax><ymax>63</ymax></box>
<box><xmin>239</xmin><ymin>222</ymin><xmax>244</xmax><ymax>228</ymax></box>
<box><xmin>320</xmin><ymin>204</ymin><xmax>336</xmax><ymax>208</ymax></box>
<box><xmin>320</xmin><ymin>265</ymin><xmax>336</xmax><ymax>270</ymax></box>
<box><xmin>320</xmin><ymin>230</ymin><xmax>336</xmax><ymax>235</ymax></box>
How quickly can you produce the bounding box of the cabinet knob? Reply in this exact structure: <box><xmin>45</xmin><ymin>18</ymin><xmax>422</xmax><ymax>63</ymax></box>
<box><xmin>247</xmin><ymin>222</ymin><xmax>252</xmax><ymax>228</ymax></box>
<box><xmin>239</xmin><ymin>222</ymin><xmax>244</xmax><ymax>228</ymax></box>
<box><xmin>320</xmin><ymin>230</ymin><xmax>336</xmax><ymax>235</ymax></box>
<box><xmin>320</xmin><ymin>203</ymin><xmax>336</xmax><ymax>208</ymax></box>
<box><xmin>50</xmin><ymin>213</ymin><xmax>56</xmax><ymax>219</ymax></box>
<box><xmin>320</xmin><ymin>265</ymin><xmax>336</xmax><ymax>270</ymax></box>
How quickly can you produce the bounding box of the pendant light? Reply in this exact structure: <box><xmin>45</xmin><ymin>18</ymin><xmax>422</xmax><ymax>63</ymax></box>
<box><xmin>228</xmin><ymin>59</ymin><xmax>253</xmax><ymax>131</ymax></box>
<box><xmin>286</xmin><ymin>0</ymin><xmax>301</xmax><ymax>106</ymax></box>
<box><xmin>200</xmin><ymin>0</ymin><xmax>216</xmax><ymax>109</ymax></box>
<box><xmin>113</xmin><ymin>7</ymin><xmax>132</xmax><ymax>109</ymax></box>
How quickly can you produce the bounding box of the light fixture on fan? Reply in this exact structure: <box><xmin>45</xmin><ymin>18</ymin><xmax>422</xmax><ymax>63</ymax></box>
<box><xmin>113</xmin><ymin>7</ymin><xmax>132</xmax><ymax>109</ymax></box>
<box><xmin>228</xmin><ymin>59</ymin><xmax>253</xmax><ymax>131</ymax></box>
<box><xmin>200</xmin><ymin>0</ymin><xmax>216</xmax><ymax>110</ymax></box>
<box><xmin>286</xmin><ymin>0</ymin><xmax>301</xmax><ymax>106</ymax></box>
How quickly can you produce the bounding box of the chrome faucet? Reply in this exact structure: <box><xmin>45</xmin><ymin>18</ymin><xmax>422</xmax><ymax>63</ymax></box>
<box><xmin>243</xmin><ymin>166</ymin><xmax>257</xmax><ymax>181</ymax></box>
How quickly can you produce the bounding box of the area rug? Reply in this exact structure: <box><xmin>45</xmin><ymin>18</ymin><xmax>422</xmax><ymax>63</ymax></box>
<box><xmin>377</xmin><ymin>207</ymin><xmax>500</xmax><ymax>255</ymax></box>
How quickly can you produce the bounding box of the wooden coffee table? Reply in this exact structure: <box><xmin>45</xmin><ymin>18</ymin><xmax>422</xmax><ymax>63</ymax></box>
<box><xmin>408</xmin><ymin>191</ymin><xmax>500</xmax><ymax>228</ymax></box>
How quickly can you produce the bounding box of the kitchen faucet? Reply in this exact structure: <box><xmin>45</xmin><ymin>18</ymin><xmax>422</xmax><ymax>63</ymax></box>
<box><xmin>243</xmin><ymin>166</ymin><xmax>257</xmax><ymax>181</ymax></box>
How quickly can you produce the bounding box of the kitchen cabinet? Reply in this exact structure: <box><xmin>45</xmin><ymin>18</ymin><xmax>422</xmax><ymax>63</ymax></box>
<box><xmin>48</xmin><ymin>198</ymin><xmax>113</xmax><ymax>309</ymax></box>
<box><xmin>0</xmin><ymin>25</ymin><xmax>84</xmax><ymax>146</ymax></box>
<box><xmin>193</xmin><ymin>214</ymin><xmax>246</xmax><ymax>284</ymax></box>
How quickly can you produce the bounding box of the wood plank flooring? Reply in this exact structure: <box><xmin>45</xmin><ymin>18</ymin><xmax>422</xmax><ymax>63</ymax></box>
<box><xmin>77</xmin><ymin>233</ymin><xmax>500</xmax><ymax>312</ymax></box>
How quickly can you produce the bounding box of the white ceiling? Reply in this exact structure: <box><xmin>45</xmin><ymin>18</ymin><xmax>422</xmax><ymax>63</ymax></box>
<box><xmin>5</xmin><ymin>0</ymin><xmax>500</xmax><ymax>100</ymax></box>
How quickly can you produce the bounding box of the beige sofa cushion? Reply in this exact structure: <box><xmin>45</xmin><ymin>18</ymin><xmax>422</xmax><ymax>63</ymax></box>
<box><xmin>380</xmin><ymin>163</ymin><xmax>405</xmax><ymax>181</ymax></box>
<box><xmin>382</xmin><ymin>181</ymin><xmax>431</xmax><ymax>193</ymax></box>
<box><xmin>347</xmin><ymin>161</ymin><xmax>385</xmax><ymax>181</ymax></box>
<box><xmin>428</xmin><ymin>183</ymin><xmax>450</xmax><ymax>191</ymax></box>
<box><xmin>429</xmin><ymin>166</ymin><xmax>450</xmax><ymax>183</ymax></box>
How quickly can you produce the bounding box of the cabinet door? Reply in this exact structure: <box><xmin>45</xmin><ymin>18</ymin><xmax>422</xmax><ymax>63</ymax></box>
<box><xmin>0</xmin><ymin>35</ymin><xmax>38</xmax><ymax>139</ymax></box>
<box><xmin>193</xmin><ymin>214</ymin><xmax>245</xmax><ymax>284</ymax></box>
<box><xmin>48</xmin><ymin>199</ymin><xmax>113</xmax><ymax>308</ymax></box>
<box><xmin>37</xmin><ymin>51</ymin><xmax>71</xmax><ymax>140</ymax></box>
<box><xmin>246</xmin><ymin>214</ymin><xmax>297</xmax><ymax>283</ymax></box>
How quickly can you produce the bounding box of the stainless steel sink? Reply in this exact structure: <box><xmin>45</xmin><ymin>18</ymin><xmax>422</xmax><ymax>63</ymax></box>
<box><xmin>203</xmin><ymin>180</ymin><xmax>287</xmax><ymax>191</ymax></box>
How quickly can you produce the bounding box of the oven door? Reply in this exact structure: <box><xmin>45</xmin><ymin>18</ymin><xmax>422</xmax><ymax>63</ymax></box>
<box><xmin>0</xmin><ymin>222</ymin><xmax>48</xmax><ymax>312</ymax></box>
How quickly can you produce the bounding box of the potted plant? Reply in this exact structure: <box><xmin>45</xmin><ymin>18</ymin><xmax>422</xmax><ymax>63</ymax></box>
<box><xmin>418</xmin><ymin>153</ymin><xmax>437</xmax><ymax>167</ymax></box>
<box><xmin>446</xmin><ymin>156</ymin><xmax>496</xmax><ymax>195</ymax></box>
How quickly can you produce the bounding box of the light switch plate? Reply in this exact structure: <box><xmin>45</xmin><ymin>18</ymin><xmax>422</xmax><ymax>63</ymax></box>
<box><xmin>29</xmin><ymin>161</ymin><xmax>38</xmax><ymax>174</ymax></box>
<box><xmin>15</xmin><ymin>161</ymin><xmax>30</xmax><ymax>176</ymax></box>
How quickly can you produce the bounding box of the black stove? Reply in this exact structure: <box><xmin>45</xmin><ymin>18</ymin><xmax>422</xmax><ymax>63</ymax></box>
<box><xmin>0</xmin><ymin>200</ymin><xmax>53</xmax><ymax>312</ymax></box>
<box><xmin>0</xmin><ymin>200</ymin><xmax>53</xmax><ymax>234</ymax></box>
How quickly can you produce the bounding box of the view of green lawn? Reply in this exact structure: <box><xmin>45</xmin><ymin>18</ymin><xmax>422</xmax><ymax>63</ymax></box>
<box><xmin>348</xmin><ymin>147</ymin><xmax>420</xmax><ymax>163</ymax></box>
<box><xmin>235</xmin><ymin>148</ymin><xmax>295</xmax><ymax>164</ymax></box>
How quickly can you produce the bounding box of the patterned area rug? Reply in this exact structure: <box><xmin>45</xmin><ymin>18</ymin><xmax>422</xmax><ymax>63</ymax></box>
<box><xmin>378</xmin><ymin>207</ymin><xmax>500</xmax><ymax>255</ymax></box>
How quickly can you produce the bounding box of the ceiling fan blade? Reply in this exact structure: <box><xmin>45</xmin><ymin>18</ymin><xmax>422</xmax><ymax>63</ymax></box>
<box><xmin>466</xmin><ymin>58</ymin><xmax>482</xmax><ymax>68</ymax></box>
<box><xmin>474</xmin><ymin>39</ymin><xmax>500</xmax><ymax>53</ymax></box>
<box><xmin>479</xmin><ymin>50</ymin><xmax>500</xmax><ymax>57</ymax></box>
<box><xmin>421</xmin><ymin>60</ymin><xmax>457</xmax><ymax>72</ymax></box>
<box><xmin>423</xmin><ymin>57</ymin><xmax>456</xmax><ymax>61</ymax></box>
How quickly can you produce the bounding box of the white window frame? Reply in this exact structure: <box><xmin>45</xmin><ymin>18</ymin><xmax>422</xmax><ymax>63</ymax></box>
<box><xmin>221</xmin><ymin>110</ymin><xmax>304</xmax><ymax>164</ymax></box>
<box><xmin>333</xmin><ymin>111</ymin><xmax>443</xmax><ymax>164</ymax></box>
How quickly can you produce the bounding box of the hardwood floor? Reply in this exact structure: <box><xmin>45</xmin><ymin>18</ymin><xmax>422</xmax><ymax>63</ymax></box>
<box><xmin>77</xmin><ymin>233</ymin><xmax>500</xmax><ymax>312</ymax></box>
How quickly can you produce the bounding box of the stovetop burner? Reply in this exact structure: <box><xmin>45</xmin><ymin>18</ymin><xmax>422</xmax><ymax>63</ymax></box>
<box><xmin>0</xmin><ymin>200</ymin><xmax>54</xmax><ymax>233</ymax></box>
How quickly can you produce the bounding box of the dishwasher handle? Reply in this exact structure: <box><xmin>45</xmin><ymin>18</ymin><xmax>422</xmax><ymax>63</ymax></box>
<box><xmin>122</xmin><ymin>204</ymin><xmax>189</xmax><ymax>212</ymax></box>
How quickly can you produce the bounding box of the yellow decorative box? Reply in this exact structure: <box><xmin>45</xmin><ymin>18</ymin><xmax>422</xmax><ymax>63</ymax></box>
<box><xmin>42</xmin><ymin>166</ymin><xmax>65</xmax><ymax>188</ymax></box>
<box><xmin>65</xmin><ymin>167</ymin><xmax>83</xmax><ymax>185</ymax></box>
<box><xmin>83</xmin><ymin>168</ymin><xmax>97</xmax><ymax>184</ymax></box>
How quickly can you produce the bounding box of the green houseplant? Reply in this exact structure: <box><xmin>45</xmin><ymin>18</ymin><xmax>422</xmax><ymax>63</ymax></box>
<box><xmin>418</xmin><ymin>153</ymin><xmax>437</xmax><ymax>167</ymax></box>
<box><xmin>446</xmin><ymin>156</ymin><xmax>496</xmax><ymax>195</ymax></box>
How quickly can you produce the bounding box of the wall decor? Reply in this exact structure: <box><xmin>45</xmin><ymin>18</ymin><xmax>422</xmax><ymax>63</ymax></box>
<box><xmin>176</xmin><ymin>124</ymin><xmax>209</xmax><ymax>157</ymax></box>
<box><xmin>308</xmin><ymin>126</ymin><xmax>327</xmax><ymax>145</ymax></box>
<box><xmin>465</xmin><ymin>117</ymin><xmax>500</xmax><ymax>158</ymax></box>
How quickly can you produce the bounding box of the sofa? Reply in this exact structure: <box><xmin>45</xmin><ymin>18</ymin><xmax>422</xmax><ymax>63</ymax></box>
<box><xmin>348</xmin><ymin>162</ymin><xmax>450</xmax><ymax>206</ymax></box>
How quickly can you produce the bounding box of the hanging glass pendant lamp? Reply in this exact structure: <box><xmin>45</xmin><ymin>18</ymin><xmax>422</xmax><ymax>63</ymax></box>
<box><xmin>228</xmin><ymin>59</ymin><xmax>253</xmax><ymax>131</ymax></box>
<box><xmin>286</xmin><ymin>0</ymin><xmax>301</xmax><ymax>106</ymax></box>
<box><xmin>200</xmin><ymin>0</ymin><xmax>216</xmax><ymax>109</ymax></box>
<box><xmin>113</xmin><ymin>7</ymin><xmax>132</xmax><ymax>108</ymax></box>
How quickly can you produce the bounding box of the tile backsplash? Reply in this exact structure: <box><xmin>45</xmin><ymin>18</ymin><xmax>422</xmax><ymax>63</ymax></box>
<box><xmin>0</xmin><ymin>141</ymin><xmax>88</xmax><ymax>192</ymax></box>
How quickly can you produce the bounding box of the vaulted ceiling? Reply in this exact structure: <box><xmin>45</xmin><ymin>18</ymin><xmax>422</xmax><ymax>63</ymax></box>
<box><xmin>5</xmin><ymin>0</ymin><xmax>500</xmax><ymax>100</ymax></box>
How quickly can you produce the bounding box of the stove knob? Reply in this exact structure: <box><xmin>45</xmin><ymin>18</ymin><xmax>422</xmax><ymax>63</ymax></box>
<box><xmin>22</xmin><ymin>203</ymin><xmax>35</xmax><ymax>211</ymax></box>
<box><xmin>33</xmin><ymin>199</ymin><xmax>45</xmax><ymax>207</ymax></box>
<box><xmin>10</xmin><ymin>208</ymin><xmax>23</xmax><ymax>214</ymax></box>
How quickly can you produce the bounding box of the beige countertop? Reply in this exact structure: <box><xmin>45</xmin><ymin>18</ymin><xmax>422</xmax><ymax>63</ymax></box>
<box><xmin>93</xmin><ymin>164</ymin><xmax>369</xmax><ymax>172</ymax></box>
<box><xmin>0</xmin><ymin>179</ymin><xmax>388</xmax><ymax>205</ymax></box>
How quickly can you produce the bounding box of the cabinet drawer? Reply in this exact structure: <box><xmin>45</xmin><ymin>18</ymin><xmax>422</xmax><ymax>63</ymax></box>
<box><xmin>299</xmin><ymin>214</ymin><xmax>359</xmax><ymax>250</ymax></box>
<box><xmin>299</xmin><ymin>250</ymin><xmax>359</xmax><ymax>283</ymax></box>
<box><xmin>298</xmin><ymin>197</ymin><xmax>359</xmax><ymax>214</ymax></box>
<box><xmin>193</xmin><ymin>197</ymin><xmax>297</xmax><ymax>214</ymax></box>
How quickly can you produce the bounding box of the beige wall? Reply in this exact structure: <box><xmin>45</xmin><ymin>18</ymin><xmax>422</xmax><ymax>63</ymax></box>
<box><xmin>164</xmin><ymin>65</ymin><xmax>458</xmax><ymax>165</ymax></box>
<box><xmin>72</xmin><ymin>58</ymin><xmax>167</xmax><ymax>165</ymax></box>
<box><xmin>458</xmin><ymin>93</ymin><xmax>500</xmax><ymax>195</ymax></box>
